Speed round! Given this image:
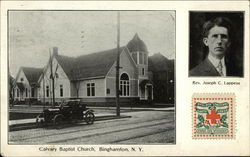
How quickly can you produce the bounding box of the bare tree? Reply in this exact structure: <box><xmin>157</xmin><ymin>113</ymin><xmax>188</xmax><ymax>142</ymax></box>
<box><xmin>71</xmin><ymin>62</ymin><xmax>81</xmax><ymax>99</ymax></box>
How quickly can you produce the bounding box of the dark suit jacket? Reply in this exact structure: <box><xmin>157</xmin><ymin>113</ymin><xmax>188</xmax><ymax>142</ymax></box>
<box><xmin>189</xmin><ymin>57</ymin><xmax>242</xmax><ymax>77</ymax></box>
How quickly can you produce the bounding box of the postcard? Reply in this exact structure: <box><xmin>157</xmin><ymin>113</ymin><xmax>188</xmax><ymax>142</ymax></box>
<box><xmin>0</xmin><ymin>0</ymin><xmax>249</xmax><ymax>156</ymax></box>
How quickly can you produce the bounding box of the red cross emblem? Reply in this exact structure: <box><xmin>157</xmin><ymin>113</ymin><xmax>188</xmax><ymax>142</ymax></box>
<box><xmin>206</xmin><ymin>109</ymin><xmax>220</xmax><ymax>124</ymax></box>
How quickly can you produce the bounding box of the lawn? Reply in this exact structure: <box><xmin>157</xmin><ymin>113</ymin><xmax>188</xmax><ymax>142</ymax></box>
<box><xmin>9</xmin><ymin>112</ymin><xmax>39</xmax><ymax>120</ymax></box>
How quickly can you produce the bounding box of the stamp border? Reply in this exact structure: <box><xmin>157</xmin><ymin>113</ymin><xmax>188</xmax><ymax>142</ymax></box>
<box><xmin>192</xmin><ymin>93</ymin><xmax>236</xmax><ymax>139</ymax></box>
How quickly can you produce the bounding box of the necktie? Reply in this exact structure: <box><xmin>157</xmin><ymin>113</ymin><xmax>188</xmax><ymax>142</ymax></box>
<box><xmin>217</xmin><ymin>60</ymin><xmax>223</xmax><ymax>76</ymax></box>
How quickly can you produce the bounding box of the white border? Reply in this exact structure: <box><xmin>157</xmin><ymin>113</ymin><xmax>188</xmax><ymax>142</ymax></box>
<box><xmin>1</xmin><ymin>1</ymin><xmax>249</xmax><ymax>156</ymax></box>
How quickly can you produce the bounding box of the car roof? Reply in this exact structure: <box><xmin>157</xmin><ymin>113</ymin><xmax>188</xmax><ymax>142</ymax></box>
<box><xmin>65</xmin><ymin>100</ymin><xmax>81</xmax><ymax>102</ymax></box>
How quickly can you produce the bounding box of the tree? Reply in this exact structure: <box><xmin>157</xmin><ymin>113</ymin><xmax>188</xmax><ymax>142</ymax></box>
<box><xmin>9</xmin><ymin>74</ymin><xmax>15</xmax><ymax>107</ymax></box>
<box><xmin>71</xmin><ymin>62</ymin><xmax>81</xmax><ymax>99</ymax></box>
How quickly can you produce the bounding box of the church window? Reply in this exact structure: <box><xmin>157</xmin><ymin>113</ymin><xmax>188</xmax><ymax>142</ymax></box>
<box><xmin>139</xmin><ymin>52</ymin><xmax>143</xmax><ymax>64</ymax></box>
<box><xmin>46</xmin><ymin>86</ymin><xmax>49</xmax><ymax>97</ymax></box>
<box><xmin>120</xmin><ymin>73</ymin><xmax>129</xmax><ymax>96</ymax></box>
<box><xmin>138</xmin><ymin>52</ymin><xmax>147</xmax><ymax>65</ymax></box>
<box><xmin>144</xmin><ymin>54</ymin><xmax>147</xmax><ymax>64</ymax></box>
<box><xmin>106</xmin><ymin>88</ymin><xmax>110</xmax><ymax>94</ymax></box>
<box><xmin>142</xmin><ymin>68</ymin><xmax>145</xmax><ymax>75</ymax></box>
<box><xmin>60</xmin><ymin>85</ymin><xmax>63</xmax><ymax>97</ymax></box>
<box><xmin>87</xmin><ymin>83</ymin><xmax>95</xmax><ymax>96</ymax></box>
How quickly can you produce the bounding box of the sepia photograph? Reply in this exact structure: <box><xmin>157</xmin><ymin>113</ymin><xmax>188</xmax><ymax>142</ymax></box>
<box><xmin>189</xmin><ymin>12</ymin><xmax>244</xmax><ymax>77</ymax></box>
<box><xmin>8</xmin><ymin>10</ymin><xmax>176</xmax><ymax>145</ymax></box>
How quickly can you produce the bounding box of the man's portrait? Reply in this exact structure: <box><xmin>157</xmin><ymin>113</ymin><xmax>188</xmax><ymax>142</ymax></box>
<box><xmin>189</xmin><ymin>12</ymin><xmax>244</xmax><ymax>77</ymax></box>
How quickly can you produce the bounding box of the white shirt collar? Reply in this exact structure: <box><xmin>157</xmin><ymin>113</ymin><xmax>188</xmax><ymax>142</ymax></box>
<box><xmin>208</xmin><ymin>53</ymin><xmax>227</xmax><ymax>76</ymax></box>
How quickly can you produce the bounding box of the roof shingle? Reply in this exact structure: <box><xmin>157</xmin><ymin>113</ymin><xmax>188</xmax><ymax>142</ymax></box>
<box><xmin>56</xmin><ymin>47</ymin><xmax>126</xmax><ymax>80</ymax></box>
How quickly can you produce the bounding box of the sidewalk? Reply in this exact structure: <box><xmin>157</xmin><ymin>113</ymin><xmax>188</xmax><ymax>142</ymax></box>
<box><xmin>10</xmin><ymin>104</ymin><xmax>175</xmax><ymax>112</ymax></box>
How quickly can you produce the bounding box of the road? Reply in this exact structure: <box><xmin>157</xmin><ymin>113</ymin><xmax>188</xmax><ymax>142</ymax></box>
<box><xmin>9</xmin><ymin>110</ymin><xmax>175</xmax><ymax>144</ymax></box>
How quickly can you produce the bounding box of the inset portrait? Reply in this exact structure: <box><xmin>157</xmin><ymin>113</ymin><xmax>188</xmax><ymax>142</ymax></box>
<box><xmin>189</xmin><ymin>12</ymin><xmax>244</xmax><ymax>77</ymax></box>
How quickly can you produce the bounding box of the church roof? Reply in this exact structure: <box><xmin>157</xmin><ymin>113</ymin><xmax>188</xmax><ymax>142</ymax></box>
<box><xmin>49</xmin><ymin>33</ymin><xmax>146</xmax><ymax>80</ymax></box>
<box><xmin>148</xmin><ymin>53</ymin><xmax>174</xmax><ymax>72</ymax></box>
<box><xmin>55</xmin><ymin>55</ymin><xmax>76</xmax><ymax>80</ymax></box>
<box><xmin>22</xmin><ymin>67</ymin><xmax>43</xmax><ymax>85</ymax></box>
<box><xmin>127</xmin><ymin>33</ymin><xmax>148</xmax><ymax>53</ymax></box>
<box><xmin>56</xmin><ymin>47</ymin><xmax>126</xmax><ymax>80</ymax></box>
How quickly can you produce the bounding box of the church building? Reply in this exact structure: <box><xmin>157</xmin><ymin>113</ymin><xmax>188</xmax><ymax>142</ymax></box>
<box><xmin>37</xmin><ymin>34</ymin><xmax>153</xmax><ymax>106</ymax></box>
<box><xmin>13</xmin><ymin>34</ymin><xmax>174</xmax><ymax>106</ymax></box>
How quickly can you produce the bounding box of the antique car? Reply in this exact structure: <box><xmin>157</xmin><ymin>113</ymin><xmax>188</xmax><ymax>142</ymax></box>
<box><xmin>36</xmin><ymin>100</ymin><xmax>95</xmax><ymax>126</ymax></box>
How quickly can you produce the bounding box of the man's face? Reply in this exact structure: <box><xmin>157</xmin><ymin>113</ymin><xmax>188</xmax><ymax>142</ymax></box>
<box><xmin>203</xmin><ymin>25</ymin><xmax>230</xmax><ymax>59</ymax></box>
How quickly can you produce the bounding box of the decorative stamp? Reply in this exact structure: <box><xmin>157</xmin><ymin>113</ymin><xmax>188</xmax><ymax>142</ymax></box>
<box><xmin>192</xmin><ymin>93</ymin><xmax>235</xmax><ymax>139</ymax></box>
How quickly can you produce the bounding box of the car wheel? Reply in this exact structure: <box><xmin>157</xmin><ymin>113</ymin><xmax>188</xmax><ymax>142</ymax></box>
<box><xmin>36</xmin><ymin>115</ymin><xmax>44</xmax><ymax>127</ymax></box>
<box><xmin>53</xmin><ymin>114</ymin><xmax>63</xmax><ymax>126</ymax></box>
<box><xmin>85</xmin><ymin>112</ymin><xmax>95</xmax><ymax>124</ymax></box>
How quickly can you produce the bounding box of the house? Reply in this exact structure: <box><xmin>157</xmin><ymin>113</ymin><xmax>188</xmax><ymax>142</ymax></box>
<box><xmin>148</xmin><ymin>53</ymin><xmax>175</xmax><ymax>104</ymax></box>
<box><xmin>13</xmin><ymin>67</ymin><xmax>43</xmax><ymax>103</ymax></box>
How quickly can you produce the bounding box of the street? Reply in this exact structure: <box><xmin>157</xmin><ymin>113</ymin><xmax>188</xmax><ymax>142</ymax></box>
<box><xmin>9</xmin><ymin>109</ymin><xmax>175</xmax><ymax>144</ymax></box>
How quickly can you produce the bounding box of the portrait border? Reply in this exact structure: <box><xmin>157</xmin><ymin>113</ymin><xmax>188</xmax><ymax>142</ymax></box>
<box><xmin>188</xmin><ymin>10</ymin><xmax>245</xmax><ymax>78</ymax></box>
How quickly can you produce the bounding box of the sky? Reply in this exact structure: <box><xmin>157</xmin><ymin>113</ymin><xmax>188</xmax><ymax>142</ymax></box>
<box><xmin>9</xmin><ymin>11</ymin><xmax>175</xmax><ymax>77</ymax></box>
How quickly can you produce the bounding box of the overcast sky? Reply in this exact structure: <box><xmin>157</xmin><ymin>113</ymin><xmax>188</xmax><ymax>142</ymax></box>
<box><xmin>9</xmin><ymin>11</ymin><xmax>175</xmax><ymax>77</ymax></box>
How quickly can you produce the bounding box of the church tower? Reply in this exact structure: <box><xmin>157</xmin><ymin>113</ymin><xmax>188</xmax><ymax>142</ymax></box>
<box><xmin>127</xmin><ymin>33</ymin><xmax>148</xmax><ymax>79</ymax></box>
<box><xmin>127</xmin><ymin>33</ymin><xmax>152</xmax><ymax>101</ymax></box>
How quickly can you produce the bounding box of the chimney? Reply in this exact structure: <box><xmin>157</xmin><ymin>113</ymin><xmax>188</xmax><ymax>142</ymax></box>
<box><xmin>52</xmin><ymin>47</ymin><xmax>58</xmax><ymax>56</ymax></box>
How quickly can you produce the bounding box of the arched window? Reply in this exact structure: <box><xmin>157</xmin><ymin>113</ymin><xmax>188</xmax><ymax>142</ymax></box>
<box><xmin>120</xmin><ymin>73</ymin><xmax>129</xmax><ymax>96</ymax></box>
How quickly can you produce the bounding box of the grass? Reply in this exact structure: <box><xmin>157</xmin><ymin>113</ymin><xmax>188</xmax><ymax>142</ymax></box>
<box><xmin>9</xmin><ymin>112</ymin><xmax>39</xmax><ymax>120</ymax></box>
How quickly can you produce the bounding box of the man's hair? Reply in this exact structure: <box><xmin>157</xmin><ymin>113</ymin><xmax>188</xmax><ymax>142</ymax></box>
<box><xmin>203</xmin><ymin>17</ymin><xmax>233</xmax><ymax>38</ymax></box>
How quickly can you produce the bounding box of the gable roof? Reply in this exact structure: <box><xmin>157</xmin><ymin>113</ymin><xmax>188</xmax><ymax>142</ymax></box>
<box><xmin>148</xmin><ymin>53</ymin><xmax>174</xmax><ymax>72</ymax></box>
<box><xmin>21</xmin><ymin>67</ymin><xmax>43</xmax><ymax>85</ymax></box>
<box><xmin>55</xmin><ymin>47</ymin><xmax>126</xmax><ymax>80</ymax></box>
<box><xmin>55</xmin><ymin>55</ymin><xmax>76</xmax><ymax>80</ymax></box>
<box><xmin>51</xmin><ymin>33</ymin><xmax>144</xmax><ymax>81</ymax></box>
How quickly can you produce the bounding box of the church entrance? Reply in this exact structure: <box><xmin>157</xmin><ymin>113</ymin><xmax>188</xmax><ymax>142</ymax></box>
<box><xmin>145</xmin><ymin>84</ymin><xmax>153</xmax><ymax>101</ymax></box>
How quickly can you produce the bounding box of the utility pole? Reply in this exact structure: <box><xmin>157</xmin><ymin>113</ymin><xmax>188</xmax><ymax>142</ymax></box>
<box><xmin>49</xmin><ymin>49</ymin><xmax>55</xmax><ymax>108</ymax></box>
<box><xmin>116</xmin><ymin>11</ymin><xmax>121</xmax><ymax>117</ymax></box>
<box><xmin>43</xmin><ymin>70</ymin><xmax>45</xmax><ymax>109</ymax></box>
